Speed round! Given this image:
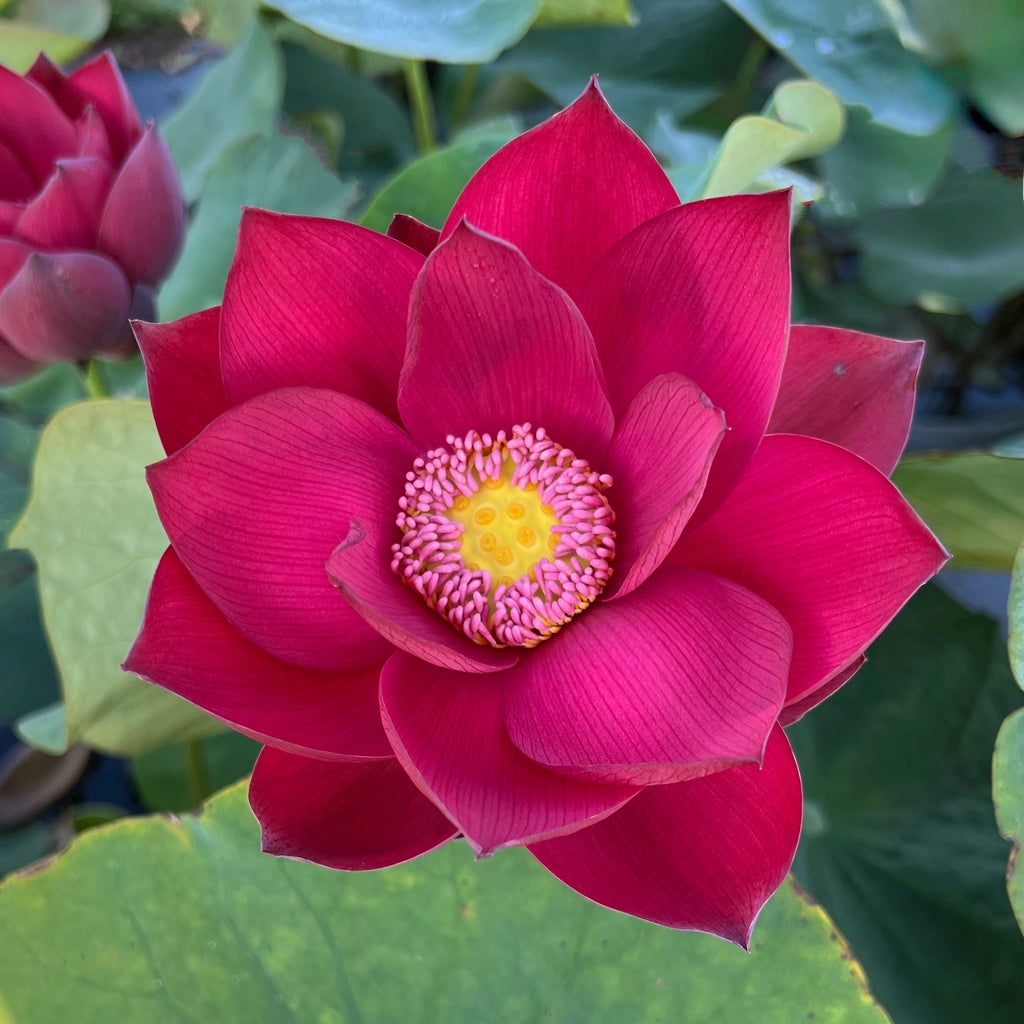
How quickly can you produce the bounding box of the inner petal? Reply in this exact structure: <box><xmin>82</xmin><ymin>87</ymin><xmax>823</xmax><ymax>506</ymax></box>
<box><xmin>392</xmin><ymin>424</ymin><xmax>615</xmax><ymax>649</ymax></box>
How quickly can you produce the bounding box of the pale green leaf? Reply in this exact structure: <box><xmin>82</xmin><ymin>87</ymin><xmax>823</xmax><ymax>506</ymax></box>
<box><xmin>993</xmin><ymin>708</ymin><xmax>1024</xmax><ymax>934</ymax></box>
<box><xmin>7</xmin><ymin>401</ymin><xmax>220</xmax><ymax>756</ymax></box>
<box><xmin>535</xmin><ymin>0</ymin><xmax>636</xmax><ymax>27</ymax></box>
<box><xmin>1010</xmin><ymin>540</ymin><xmax>1024</xmax><ymax>691</ymax></box>
<box><xmin>892</xmin><ymin>452</ymin><xmax>1024</xmax><ymax>571</ymax></box>
<box><xmin>0</xmin><ymin>781</ymin><xmax>889</xmax><ymax>1023</ymax></box>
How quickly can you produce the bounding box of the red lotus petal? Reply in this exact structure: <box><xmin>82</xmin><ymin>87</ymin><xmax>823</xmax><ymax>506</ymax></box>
<box><xmin>500</xmin><ymin>565</ymin><xmax>791</xmax><ymax>785</ymax></box>
<box><xmin>399</xmin><ymin>222</ymin><xmax>614</xmax><ymax>461</ymax></box>
<box><xmin>442</xmin><ymin>79</ymin><xmax>679</xmax><ymax>296</ymax></box>
<box><xmin>125</xmin><ymin>547</ymin><xmax>392</xmax><ymax>760</ymax></box>
<box><xmin>768</xmin><ymin>324</ymin><xmax>923</xmax><ymax>475</ymax></box>
<box><xmin>0</xmin><ymin>249</ymin><xmax>130</xmax><ymax>361</ymax></box>
<box><xmin>0</xmin><ymin>66</ymin><xmax>77</xmax><ymax>181</ymax></box>
<box><xmin>0</xmin><ymin>202</ymin><xmax>22</xmax><ymax>234</ymax></box>
<box><xmin>673</xmin><ymin>434</ymin><xmax>948</xmax><ymax>706</ymax></box>
<box><xmin>66</xmin><ymin>51</ymin><xmax>142</xmax><ymax>161</ymax></box>
<box><xmin>148</xmin><ymin>387</ymin><xmax>415</xmax><ymax>670</ymax></box>
<box><xmin>387</xmin><ymin>213</ymin><xmax>440</xmax><ymax>255</ymax></box>
<box><xmin>221</xmin><ymin>209</ymin><xmax>422</xmax><ymax>418</ymax></box>
<box><xmin>380</xmin><ymin>652</ymin><xmax>637</xmax><ymax>856</ymax></box>
<box><xmin>577</xmin><ymin>191</ymin><xmax>791</xmax><ymax>522</ymax></box>
<box><xmin>777</xmin><ymin>654</ymin><xmax>865</xmax><ymax>727</ymax></box>
<box><xmin>134</xmin><ymin>308</ymin><xmax>228</xmax><ymax>455</ymax></box>
<box><xmin>0</xmin><ymin>238</ymin><xmax>30</xmax><ymax>288</ymax></box>
<box><xmin>97</xmin><ymin>125</ymin><xmax>184</xmax><ymax>286</ymax></box>
<box><xmin>250</xmin><ymin>748</ymin><xmax>457</xmax><ymax>870</ymax></box>
<box><xmin>603</xmin><ymin>374</ymin><xmax>726</xmax><ymax>600</ymax></box>
<box><xmin>15</xmin><ymin>157</ymin><xmax>112</xmax><ymax>249</ymax></box>
<box><xmin>0</xmin><ymin>339</ymin><xmax>41</xmax><ymax>384</ymax></box>
<box><xmin>74</xmin><ymin>106</ymin><xmax>114</xmax><ymax>164</ymax></box>
<box><xmin>327</xmin><ymin>519</ymin><xmax>518</xmax><ymax>674</ymax></box>
<box><xmin>529</xmin><ymin>724</ymin><xmax>802</xmax><ymax>944</ymax></box>
<box><xmin>25</xmin><ymin>53</ymin><xmax>79</xmax><ymax>115</ymax></box>
<box><xmin>0</xmin><ymin>141</ymin><xmax>35</xmax><ymax>202</ymax></box>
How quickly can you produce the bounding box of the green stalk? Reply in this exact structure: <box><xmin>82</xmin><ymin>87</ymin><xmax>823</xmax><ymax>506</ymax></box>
<box><xmin>403</xmin><ymin>59</ymin><xmax>437</xmax><ymax>153</ymax></box>
<box><xmin>82</xmin><ymin>359</ymin><xmax>109</xmax><ymax>399</ymax></box>
<box><xmin>452</xmin><ymin>64</ymin><xmax>479</xmax><ymax>130</ymax></box>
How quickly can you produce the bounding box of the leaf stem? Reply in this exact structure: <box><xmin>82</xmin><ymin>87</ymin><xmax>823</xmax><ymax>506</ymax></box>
<box><xmin>452</xmin><ymin>64</ymin><xmax>479</xmax><ymax>129</ymax></box>
<box><xmin>82</xmin><ymin>360</ymin><xmax>109</xmax><ymax>399</ymax></box>
<box><xmin>185</xmin><ymin>740</ymin><xmax>213</xmax><ymax>806</ymax></box>
<box><xmin>403</xmin><ymin>59</ymin><xmax>437</xmax><ymax>153</ymax></box>
<box><xmin>729</xmin><ymin>35</ymin><xmax>769</xmax><ymax>119</ymax></box>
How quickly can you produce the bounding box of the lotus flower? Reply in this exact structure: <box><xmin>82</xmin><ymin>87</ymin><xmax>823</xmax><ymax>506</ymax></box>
<box><xmin>0</xmin><ymin>52</ymin><xmax>184</xmax><ymax>383</ymax></box>
<box><xmin>125</xmin><ymin>83</ymin><xmax>946</xmax><ymax>944</ymax></box>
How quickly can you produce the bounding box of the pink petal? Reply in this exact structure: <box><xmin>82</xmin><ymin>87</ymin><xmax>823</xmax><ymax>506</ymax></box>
<box><xmin>379</xmin><ymin>652</ymin><xmax>637</xmax><ymax>856</ymax></box>
<box><xmin>0</xmin><ymin>66</ymin><xmax>77</xmax><ymax>182</ymax></box>
<box><xmin>529</xmin><ymin>724</ymin><xmax>802</xmax><ymax>944</ymax></box>
<box><xmin>74</xmin><ymin>106</ymin><xmax>114</xmax><ymax>164</ymax></box>
<box><xmin>387</xmin><ymin>213</ymin><xmax>440</xmax><ymax>255</ymax></box>
<box><xmin>0</xmin><ymin>238</ymin><xmax>30</xmax><ymax>288</ymax></box>
<box><xmin>14</xmin><ymin>157</ymin><xmax>112</xmax><ymax>249</ymax></box>
<box><xmin>500</xmin><ymin>565</ymin><xmax>791</xmax><ymax>785</ymax></box>
<box><xmin>576</xmin><ymin>191</ymin><xmax>792</xmax><ymax>522</ymax></box>
<box><xmin>148</xmin><ymin>387</ymin><xmax>416</xmax><ymax>670</ymax></box>
<box><xmin>0</xmin><ymin>249</ymin><xmax>130</xmax><ymax>361</ymax></box>
<box><xmin>221</xmin><ymin>209</ymin><xmax>423</xmax><ymax>418</ymax></box>
<box><xmin>134</xmin><ymin>308</ymin><xmax>228</xmax><ymax>455</ymax></box>
<box><xmin>0</xmin><ymin>141</ymin><xmax>35</xmax><ymax>201</ymax></box>
<box><xmin>97</xmin><ymin>125</ymin><xmax>184</xmax><ymax>286</ymax></box>
<box><xmin>672</xmin><ymin>434</ymin><xmax>948</xmax><ymax>707</ymax></box>
<box><xmin>327</xmin><ymin>519</ymin><xmax>518</xmax><ymax>674</ymax></box>
<box><xmin>777</xmin><ymin>654</ymin><xmax>865</xmax><ymax>727</ymax></box>
<box><xmin>603</xmin><ymin>374</ymin><xmax>726</xmax><ymax>599</ymax></box>
<box><xmin>399</xmin><ymin>222</ymin><xmax>613</xmax><ymax>460</ymax></box>
<box><xmin>442</xmin><ymin>79</ymin><xmax>678</xmax><ymax>296</ymax></box>
<box><xmin>25</xmin><ymin>53</ymin><xmax>80</xmax><ymax>117</ymax></box>
<box><xmin>250</xmin><ymin>748</ymin><xmax>457</xmax><ymax>870</ymax></box>
<box><xmin>768</xmin><ymin>324</ymin><xmax>923</xmax><ymax>476</ymax></box>
<box><xmin>125</xmin><ymin>548</ymin><xmax>392</xmax><ymax>760</ymax></box>
<box><xmin>0</xmin><ymin>201</ymin><xmax>22</xmax><ymax>234</ymax></box>
<box><xmin>66</xmin><ymin>51</ymin><xmax>143</xmax><ymax>161</ymax></box>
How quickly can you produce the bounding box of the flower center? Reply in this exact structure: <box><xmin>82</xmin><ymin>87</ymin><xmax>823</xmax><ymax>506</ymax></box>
<box><xmin>391</xmin><ymin>425</ymin><xmax>615</xmax><ymax>648</ymax></box>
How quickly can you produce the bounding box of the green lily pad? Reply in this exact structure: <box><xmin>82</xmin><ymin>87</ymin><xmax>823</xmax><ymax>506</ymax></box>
<box><xmin>0</xmin><ymin>0</ymin><xmax>108</xmax><ymax>71</ymax></box>
<box><xmin>360</xmin><ymin>127</ymin><xmax>516</xmax><ymax>233</ymax></box>
<box><xmin>264</xmin><ymin>0</ymin><xmax>541</xmax><ymax>63</ymax></box>
<box><xmin>535</xmin><ymin>0</ymin><xmax>635</xmax><ymax>27</ymax></box>
<box><xmin>721</xmin><ymin>0</ymin><xmax>954</xmax><ymax>134</ymax></box>
<box><xmin>1010</xmin><ymin>540</ymin><xmax>1024</xmax><ymax>689</ymax></box>
<box><xmin>7</xmin><ymin>400</ymin><xmax>221</xmax><ymax>757</ymax></box>
<box><xmin>892</xmin><ymin>452</ymin><xmax>1024</xmax><ymax>571</ymax></box>
<box><xmin>0</xmin><ymin>780</ymin><xmax>888</xmax><ymax>1022</ymax></box>
<box><xmin>161</xmin><ymin>19</ymin><xmax>284</xmax><ymax>203</ymax></box>
<box><xmin>158</xmin><ymin>132</ymin><xmax>358</xmax><ymax>322</ymax></box>
<box><xmin>791</xmin><ymin>585</ymin><xmax>1024</xmax><ymax>1023</ymax></box>
<box><xmin>853</xmin><ymin>169</ymin><xmax>1024</xmax><ymax>311</ymax></box>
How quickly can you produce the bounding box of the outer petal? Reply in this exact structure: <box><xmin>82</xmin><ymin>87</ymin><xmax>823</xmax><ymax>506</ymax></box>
<box><xmin>767</xmin><ymin>324</ymin><xmax>923</xmax><ymax>475</ymax></box>
<box><xmin>0</xmin><ymin>65</ymin><xmax>77</xmax><ymax>181</ymax></box>
<box><xmin>327</xmin><ymin>520</ymin><xmax>518</xmax><ymax>674</ymax></box>
<box><xmin>576</xmin><ymin>191</ymin><xmax>791</xmax><ymax>521</ymax></box>
<box><xmin>134</xmin><ymin>308</ymin><xmax>228</xmax><ymax>455</ymax></box>
<box><xmin>603</xmin><ymin>374</ymin><xmax>726</xmax><ymax>599</ymax></box>
<box><xmin>148</xmin><ymin>388</ymin><xmax>415</xmax><ymax>670</ymax></box>
<box><xmin>0</xmin><ymin>141</ymin><xmax>35</xmax><ymax>201</ymax></box>
<box><xmin>0</xmin><ymin>250</ymin><xmax>130</xmax><ymax>361</ymax></box>
<box><xmin>672</xmin><ymin>434</ymin><xmax>949</xmax><ymax>707</ymax></box>
<box><xmin>125</xmin><ymin>548</ymin><xmax>391</xmax><ymax>760</ymax></box>
<box><xmin>399</xmin><ymin>222</ymin><xmax>614</xmax><ymax>461</ymax></box>
<box><xmin>500</xmin><ymin>564</ymin><xmax>792</xmax><ymax>785</ymax></box>
<box><xmin>387</xmin><ymin>213</ymin><xmax>439</xmax><ymax>255</ymax></box>
<box><xmin>250</xmin><ymin>748</ymin><xmax>457</xmax><ymax>870</ymax></box>
<box><xmin>14</xmin><ymin>157</ymin><xmax>112</xmax><ymax>249</ymax></box>
<box><xmin>442</xmin><ymin>80</ymin><xmax>679</xmax><ymax>296</ymax></box>
<box><xmin>380</xmin><ymin>652</ymin><xmax>637</xmax><ymax>856</ymax></box>
<box><xmin>97</xmin><ymin>125</ymin><xmax>184</xmax><ymax>286</ymax></box>
<box><xmin>221</xmin><ymin>209</ymin><xmax>423</xmax><ymax>417</ymax></box>
<box><xmin>529</xmin><ymin>724</ymin><xmax>802</xmax><ymax>945</ymax></box>
<box><xmin>66</xmin><ymin>51</ymin><xmax>143</xmax><ymax>160</ymax></box>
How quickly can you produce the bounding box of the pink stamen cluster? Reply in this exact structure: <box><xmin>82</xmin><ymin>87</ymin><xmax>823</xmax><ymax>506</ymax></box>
<box><xmin>391</xmin><ymin>425</ymin><xmax>615</xmax><ymax>648</ymax></box>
